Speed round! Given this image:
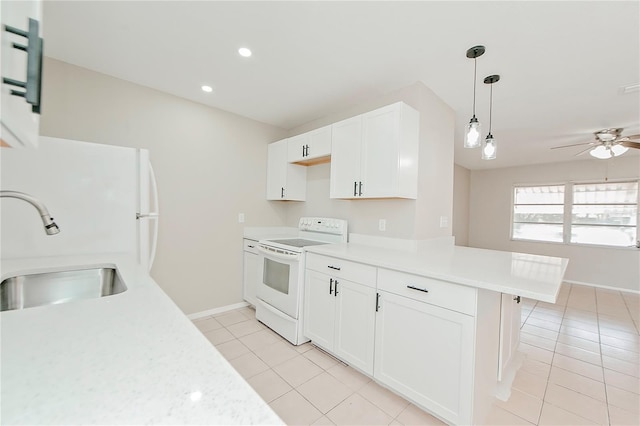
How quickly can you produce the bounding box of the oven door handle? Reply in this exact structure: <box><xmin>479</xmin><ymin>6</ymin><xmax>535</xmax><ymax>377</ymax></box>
<box><xmin>257</xmin><ymin>245</ymin><xmax>300</xmax><ymax>261</ymax></box>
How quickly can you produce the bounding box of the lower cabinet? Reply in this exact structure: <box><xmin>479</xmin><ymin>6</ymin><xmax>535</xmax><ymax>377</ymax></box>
<box><xmin>303</xmin><ymin>269</ymin><xmax>376</xmax><ymax>375</ymax></box>
<box><xmin>242</xmin><ymin>239</ymin><xmax>259</xmax><ymax>306</ymax></box>
<box><xmin>374</xmin><ymin>290</ymin><xmax>475</xmax><ymax>425</ymax></box>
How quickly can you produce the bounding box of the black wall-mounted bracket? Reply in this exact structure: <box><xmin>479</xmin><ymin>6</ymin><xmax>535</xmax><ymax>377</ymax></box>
<box><xmin>3</xmin><ymin>18</ymin><xmax>43</xmax><ymax>114</ymax></box>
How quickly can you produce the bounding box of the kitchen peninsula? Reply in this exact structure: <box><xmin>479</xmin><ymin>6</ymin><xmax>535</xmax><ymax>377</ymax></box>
<box><xmin>302</xmin><ymin>237</ymin><xmax>568</xmax><ymax>425</ymax></box>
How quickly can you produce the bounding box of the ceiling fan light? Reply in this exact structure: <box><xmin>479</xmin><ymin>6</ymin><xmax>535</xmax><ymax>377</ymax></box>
<box><xmin>464</xmin><ymin>117</ymin><xmax>482</xmax><ymax>148</ymax></box>
<box><xmin>590</xmin><ymin>145</ymin><xmax>612</xmax><ymax>159</ymax></box>
<box><xmin>610</xmin><ymin>144</ymin><xmax>629</xmax><ymax>157</ymax></box>
<box><xmin>482</xmin><ymin>135</ymin><xmax>497</xmax><ymax>160</ymax></box>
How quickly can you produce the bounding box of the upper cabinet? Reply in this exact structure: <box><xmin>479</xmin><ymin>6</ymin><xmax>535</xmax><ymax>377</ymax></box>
<box><xmin>330</xmin><ymin>102</ymin><xmax>419</xmax><ymax>199</ymax></box>
<box><xmin>287</xmin><ymin>125</ymin><xmax>331</xmax><ymax>165</ymax></box>
<box><xmin>1</xmin><ymin>0</ymin><xmax>43</xmax><ymax>148</ymax></box>
<box><xmin>266</xmin><ymin>139</ymin><xmax>307</xmax><ymax>201</ymax></box>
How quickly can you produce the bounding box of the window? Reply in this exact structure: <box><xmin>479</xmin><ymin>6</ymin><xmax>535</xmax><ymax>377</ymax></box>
<box><xmin>571</xmin><ymin>181</ymin><xmax>638</xmax><ymax>247</ymax></box>
<box><xmin>512</xmin><ymin>180</ymin><xmax>639</xmax><ymax>248</ymax></box>
<box><xmin>512</xmin><ymin>185</ymin><xmax>565</xmax><ymax>243</ymax></box>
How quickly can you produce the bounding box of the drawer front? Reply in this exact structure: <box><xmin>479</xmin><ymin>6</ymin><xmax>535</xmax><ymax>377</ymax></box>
<box><xmin>377</xmin><ymin>268</ymin><xmax>476</xmax><ymax>316</ymax></box>
<box><xmin>243</xmin><ymin>239</ymin><xmax>259</xmax><ymax>254</ymax></box>
<box><xmin>306</xmin><ymin>253</ymin><xmax>376</xmax><ymax>287</ymax></box>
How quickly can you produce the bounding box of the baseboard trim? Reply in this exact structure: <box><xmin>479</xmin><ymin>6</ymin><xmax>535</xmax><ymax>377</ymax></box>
<box><xmin>564</xmin><ymin>280</ymin><xmax>640</xmax><ymax>295</ymax></box>
<box><xmin>187</xmin><ymin>302</ymin><xmax>250</xmax><ymax>320</ymax></box>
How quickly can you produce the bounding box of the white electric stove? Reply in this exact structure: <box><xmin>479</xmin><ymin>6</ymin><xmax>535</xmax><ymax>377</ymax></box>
<box><xmin>255</xmin><ymin>217</ymin><xmax>348</xmax><ymax>345</ymax></box>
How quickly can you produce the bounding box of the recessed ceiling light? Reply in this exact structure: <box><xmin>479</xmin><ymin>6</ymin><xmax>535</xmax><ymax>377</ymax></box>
<box><xmin>238</xmin><ymin>47</ymin><xmax>252</xmax><ymax>58</ymax></box>
<box><xmin>201</xmin><ymin>85</ymin><xmax>213</xmax><ymax>93</ymax></box>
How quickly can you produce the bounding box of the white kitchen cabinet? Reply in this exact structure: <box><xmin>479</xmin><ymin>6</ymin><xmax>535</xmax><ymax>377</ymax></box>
<box><xmin>266</xmin><ymin>139</ymin><xmax>306</xmax><ymax>200</ymax></box>
<box><xmin>303</xmin><ymin>255</ymin><xmax>377</xmax><ymax>375</ymax></box>
<box><xmin>242</xmin><ymin>239</ymin><xmax>259</xmax><ymax>307</ymax></box>
<box><xmin>374</xmin><ymin>269</ymin><xmax>475</xmax><ymax>424</ymax></box>
<box><xmin>287</xmin><ymin>125</ymin><xmax>331</xmax><ymax>164</ymax></box>
<box><xmin>498</xmin><ymin>294</ymin><xmax>522</xmax><ymax>381</ymax></box>
<box><xmin>1</xmin><ymin>0</ymin><xmax>42</xmax><ymax>148</ymax></box>
<box><xmin>330</xmin><ymin>102</ymin><xmax>419</xmax><ymax>199</ymax></box>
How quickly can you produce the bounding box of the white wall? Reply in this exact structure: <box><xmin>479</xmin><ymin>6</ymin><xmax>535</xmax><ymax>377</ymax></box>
<box><xmin>453</xmin><ymin>164</ymin><xmax>471</xmax><ymax>247</ymax></box>
<box><xmin>39</xmin><ymin>58</ymin><xmax>288</xmax><ymax>314</ymax></box>
<box><xmin>285</xmin><ymin>82</ymin><xmax>455</xmax><ymax>240</ymax></box>
<box><xmin>469</xmin><ymin>156</ymin><xmax>640</xmax><ymax>292</ymax></box>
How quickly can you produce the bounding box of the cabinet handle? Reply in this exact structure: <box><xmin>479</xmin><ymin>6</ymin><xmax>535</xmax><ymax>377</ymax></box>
<box><xmin>327</xmin><ymin>265</ymin><xmax>341</xmax><ymax>271</ymax></box>
<box><xmin>302</xmin><ymin>145</ymin><xmax>305</xmax><ymax>157</ymax></box>
<box><xmin>334</xmin><ymin>280</ymin><xmax>339</xmax><ymax>296</ymax></box>
<box><xmin>247</xmin><ymin>245</ymin><xmax>255</xmax><ymax>248</ymax></box>
<box><xmin>3</xmin><ymin>19</ymin><xmax>43</xmax><ymax>113</ymax></box>
<box><xmin>358</xmin><ymin>181</ymin><xmax>363</xmax><ymax>196</ymax></box>
<box><xmin>305</xmin><ymin>144</ymin><xmax>310</xmax><ymax>157</ymax></box>
<box><xmin>354</xmin><ymin>181</ymin><xmax>357</xmax><ymax>197</ymax></box>
<box><xmin>375</xmin><ymin>292</ymin><xmax>380</xmax><ymax>312</ymax></box>
<box><xmin>407</xmin><ymin>285</ymin><xmax>429</xmax><ymax>293</ymax></box>
<box><xmin>514</xmin><ymin>295</ymin><xmax>521</xmax><ymax>304</ymax></box>
<box><xmin>281</xmin><ymin>187</ymin><xmax>284</xmax><ymax>198</ymax></box>
<box><xmin>329</xmin><ymin>278</ymin><xmax>333</xmax><ymax>295</ymax></box>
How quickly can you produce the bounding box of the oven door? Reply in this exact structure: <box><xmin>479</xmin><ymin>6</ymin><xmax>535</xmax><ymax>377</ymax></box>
<box><xmin>256</xmin><ymin>244</ymin><xmax>301</xmax><ymax>319</ymax></box>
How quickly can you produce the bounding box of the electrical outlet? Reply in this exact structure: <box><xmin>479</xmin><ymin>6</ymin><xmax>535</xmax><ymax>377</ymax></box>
<box><xmin>439</xmin><ymin>216</ymin><xmax>449</xmax><ymax>228</ymax></box>
<box><xmin>238</xmin><ymin>213</ymin><xmax>245</xmax><ymax>223</ymax></box>
<box><xmin>379</xmin><ymin>219</ymin><xmax>386</xmax><ymax>231</ymax></box>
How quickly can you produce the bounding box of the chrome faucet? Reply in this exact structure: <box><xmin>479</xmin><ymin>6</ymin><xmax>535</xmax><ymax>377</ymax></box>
<box><xmin>0</xmin><ymin>191</ymin><xmax>60</xmax><ymax>235</ymax></box>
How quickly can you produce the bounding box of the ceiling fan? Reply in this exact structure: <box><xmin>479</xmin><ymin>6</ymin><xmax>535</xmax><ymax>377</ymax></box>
<box><xmin>551</xmin><ymin>128</ymin><xmax>640</xmax><ymax>159</ymax></box>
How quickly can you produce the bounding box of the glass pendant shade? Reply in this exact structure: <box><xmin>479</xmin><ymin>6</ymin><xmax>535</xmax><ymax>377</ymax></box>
<box><xmin>610</xmin><ymin>144</ymin><xmax>629</xmax><ymax>157</ymax></box>
<box><xmin>464</xmin><ymin>117</ymin><xmax>482</xmax><ymax>148</ymax></box>
<box><xmin>482</xmin><ymin>135</ymin><xmax>497</xmax><ymax>160</ymax></box>
<box><xmin>589</xmin><ymin>145</ymin><xmax>612</xmax><ymax>159</ymax></box>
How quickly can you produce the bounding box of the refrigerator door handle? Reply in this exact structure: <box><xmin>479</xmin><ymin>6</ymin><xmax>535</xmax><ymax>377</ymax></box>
<box><xmin>147</xmin><ymin>161</ymin><xmax>159</xmax><ymax>271</ymax></box>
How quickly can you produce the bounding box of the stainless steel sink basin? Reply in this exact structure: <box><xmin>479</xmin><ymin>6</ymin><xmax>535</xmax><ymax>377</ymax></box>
<box><xmin>1</xmin><ymin>267</ymin><xmax>127</xmax><ymax>311</ymax></box>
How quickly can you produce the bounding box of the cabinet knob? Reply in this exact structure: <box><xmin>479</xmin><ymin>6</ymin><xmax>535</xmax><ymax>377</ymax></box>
<box><xmin>514</xmin><ymin>295</ymin><xmax>521</xmax><ymax>304</ymax></box>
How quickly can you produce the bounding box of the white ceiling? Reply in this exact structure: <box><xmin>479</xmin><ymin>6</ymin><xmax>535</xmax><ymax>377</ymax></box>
<box><xmin>42</xmin><ymin>1</ymin><xmax>640</xmax><ymax>170</ymax></box>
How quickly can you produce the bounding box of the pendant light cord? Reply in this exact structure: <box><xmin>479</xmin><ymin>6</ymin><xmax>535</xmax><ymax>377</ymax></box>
<box><xmin>472</xmin><ymin>58</ymin><xmax>477</xmax><ymax>116</ymax></box>
<box><xmin>488</xmin><ymin>82</ymin><xmax>493</xmax><ymax>134</ymax></box>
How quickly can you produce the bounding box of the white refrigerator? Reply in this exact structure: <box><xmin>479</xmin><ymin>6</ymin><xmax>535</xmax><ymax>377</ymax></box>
<box><xmin>0</xmin><ymin>137</ymin><xmax>159</xmax><ymax>270</ymax></box>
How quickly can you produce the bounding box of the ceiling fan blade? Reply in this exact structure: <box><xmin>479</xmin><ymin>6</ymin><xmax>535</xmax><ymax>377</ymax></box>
<box><xmin>620</xmin><ymin>141</ymin><xmax>640</xmax><ymax>149</ymax></box>
<box><xmin>575</xmin><ymin>146</ymin><xmax>594</xmax><ymax>156</ymax></box>
<box><xmin>618</xmin><ymin>134</ymin><xmax>640</xmax><ymax>142</ymax></box>
<box><xmin>551</xmin><ymin>142</ymin><xmax>595</xmax><ymax>150</ymax></box>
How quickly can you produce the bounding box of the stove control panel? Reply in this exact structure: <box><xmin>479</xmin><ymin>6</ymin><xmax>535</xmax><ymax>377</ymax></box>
<box><xmin>299</xmin><ymin>217</ymin><xmax>348</xmax><ymax>236</ymax></box>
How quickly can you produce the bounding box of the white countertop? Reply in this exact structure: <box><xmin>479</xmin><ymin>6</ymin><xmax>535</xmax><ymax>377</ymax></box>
<box><xmin>305</xmin><ymin>242</ymin><xmax>569</xmax><ymax>303</ymax></box>
<box><xmin>0</xmin><ymin>254</ymin><xmax>283</xmax><ymax>425</ymax></box>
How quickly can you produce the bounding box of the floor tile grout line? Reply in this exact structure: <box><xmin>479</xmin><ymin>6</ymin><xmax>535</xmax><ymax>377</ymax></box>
<box><xmin>595</xmin><ymin>285</ymin><xmax>612</xmax><ymax>425</ymax></box>
<box><xmin>535</xmin><ymin>283</ymin><xmax>570</xmax><ymax>425</ymax></box>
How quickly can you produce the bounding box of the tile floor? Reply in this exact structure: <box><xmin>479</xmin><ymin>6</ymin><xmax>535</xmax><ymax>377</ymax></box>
<box><xmin>193</xmin><ymin>283</ymin><xmax>640</xmax><ymax>425</ymax></box>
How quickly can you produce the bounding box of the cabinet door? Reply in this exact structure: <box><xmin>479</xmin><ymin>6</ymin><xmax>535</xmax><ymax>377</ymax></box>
<box><xmin>334</xmin><ymin>279</ymin><xmax>376</xmax><ymax>375</ymax></box>
<box><xmin>374</xmin><ymin>291</ymin><xmax>474</xmax><ymax>425</ymax></box>
<box><xmin>361</xmin><ymin>104</ymin><xmax>400</xmax><ymax>197</ymax></box>
<box><xmin>1</xmin><ymin>0</ymin><xmax>41</xmax><ymax>148</ymax></box>
<box><xmin>266</xmin><ymin>140</ymin><xmax>287</xmax><ymax>200</ymax></box>
<box><xmin>243</xmin><ymin>248</ymin><xmax>259</xmax><ymax>307</ymax></box>
<box><xmin>330</xmin><ymin>116</ymin><xmax>362</xmax><ymax>198</ymax></box>
<box><xmin>266</xmin><ymin>139</ymin><xmax>306</xmax><ymax>200</ymax></box>
<box><xmin>306</xmin><ymin>125</ymin><xmax>331</xmax><ymax>160</ymax></box>
<box><xmin>303</xmin><ymin>270</ymin><xmax>335</xmax><ymax>350</ymax></box>
<box><xmin>287</xmin><ymin>125</ymin><xmax>331</xmax><ymax>163</ymax></box>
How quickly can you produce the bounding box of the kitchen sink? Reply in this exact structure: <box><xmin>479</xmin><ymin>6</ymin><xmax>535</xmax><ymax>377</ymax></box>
<box><xmin>0</xmin><ymin>267</ymin><xmax>127</xmax><ymax>311</ymax></box>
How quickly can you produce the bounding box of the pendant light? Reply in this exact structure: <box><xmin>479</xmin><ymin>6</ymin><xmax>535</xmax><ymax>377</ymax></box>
<box><xmin>482</xmin><ymin>74</ymin><xmax>500</xmax><ymax>160</ymax></box>
<box><xmin>464</xmin><ymin>46</ymin><xmax>485</xmax><ymax>148</ymax></box>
